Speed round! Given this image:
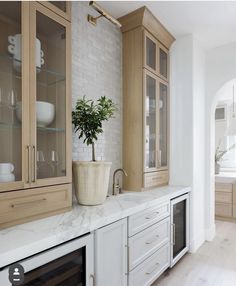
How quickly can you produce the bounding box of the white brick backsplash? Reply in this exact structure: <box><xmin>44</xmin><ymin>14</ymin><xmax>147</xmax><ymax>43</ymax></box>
<box><xmin>71</xmin><ymin>2</ymin><xmax>122</xmax><ymax>193</ymax></box>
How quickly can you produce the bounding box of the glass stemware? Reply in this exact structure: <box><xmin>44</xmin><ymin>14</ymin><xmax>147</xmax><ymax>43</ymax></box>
<box><xmin>49</xmin><ymin>150</ymin><xmax>60</xmax><ymax>177</ymax></box>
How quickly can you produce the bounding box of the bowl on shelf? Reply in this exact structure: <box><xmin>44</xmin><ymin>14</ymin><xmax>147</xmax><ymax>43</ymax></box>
<box><xmin>16</xmin><ymin>101</ymin><xmax>55</xmax><ymax>127</ymax></box>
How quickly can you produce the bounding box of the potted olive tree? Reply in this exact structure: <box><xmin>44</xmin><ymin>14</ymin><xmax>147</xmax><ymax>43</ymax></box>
<box><xmin>72</xmin><ymin>96</ymin><xmax>117</xmax><ymax>205</ymax></box>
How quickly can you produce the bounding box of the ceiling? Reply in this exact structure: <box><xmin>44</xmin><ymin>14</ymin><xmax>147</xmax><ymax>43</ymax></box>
<box><xmin>98</xmin><ymin>1</ymin><xmax>236</xmax><ymax>50</ymax></box>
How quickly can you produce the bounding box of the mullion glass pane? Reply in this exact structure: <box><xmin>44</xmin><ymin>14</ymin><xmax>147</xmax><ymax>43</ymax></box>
<box><xmin>159</xmin><ymin>83</ymin><xmax>167</xmax><ymax>167</ymax></box>
<box><xmin>36</xmin><ymin>11</ymin><xmax>66</xmax><ymax>180</ymax></box>
<box><xmin>145</xmin><ymin>74</ymin><xmax>156</xmax><ymax>169</ymax></box>
<box><xmin>0</xmin><ymin>2</ymin><xmax>22</xmax><ymax>183</ymax></box>
<box><xmin>146</xmin><ymin>37</ymin><xmax>156</xmax><ymax>71</ymax></box>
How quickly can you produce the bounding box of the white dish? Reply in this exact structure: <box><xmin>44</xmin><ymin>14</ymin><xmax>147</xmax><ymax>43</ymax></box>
<box><xmin>0</xmin><ymin>173</ymin><xmax>15</xmax><ymax>182</ymax></box>
<box><xmin>16</xmin><ymin>101</ymin><xmax>55</xmax><ymax>127</ymax></box>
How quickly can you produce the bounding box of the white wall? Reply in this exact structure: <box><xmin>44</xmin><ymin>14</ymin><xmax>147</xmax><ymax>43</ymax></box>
<box><xmin>170</xmin><ymin>35</ymin><xmax>206</xmax><ymax>252</ymax></box>
<box><xmin>71</xmin><ymin>2</ymin><xmax>122</xmax><ymax>193</ymax></box>
<box><xmin>205</xmin><ymin>42</ymin><xmax>236</xmax><ymax>240</ymax></box>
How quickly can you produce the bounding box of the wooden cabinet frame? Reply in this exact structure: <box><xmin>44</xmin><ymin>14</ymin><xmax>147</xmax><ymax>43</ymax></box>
<box><xmin>38</xmin><ymin>1</ymin><xmax>71</xmax><ymax>22</ymax></box>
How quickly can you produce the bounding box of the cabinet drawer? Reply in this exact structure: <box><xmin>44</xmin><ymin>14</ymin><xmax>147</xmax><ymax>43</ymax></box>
<box><xmin>129</xmin><ymin>243</ymin><xmax>170</xmax><ymax>286</ymax></box>
<box><xmin>215</xmin><ymin>191</ymin><xmax>232</xmax><ymax>204</ymax></box>
<box><xmin>215</xmin><ymin>183</ymin><xmax>232</xmax><ymax>193</ymax></box>
<box><xmin>0</xmin><ymin>184</ymin><xmax>72</xmax><ymax>229</ymax></box>
<box><xmin>129</xmin><ymin>217</ymin><xmax>170</xmax><ymax>270</ymax></box>
<box><xmin>144</xmin><ymin>171</ymin><xmax>168</xmax><ymax>188</ymax></box>
<box><xmin>233</xmin><ymin>205</ymin><xmax>236</xmax><ymax>218</ymax></box>
<box><xmin>215</xmin><ymin>203</ymin><xmax>232</xmax><ymax>218</ymax></box>
<box><xmin>128</xmin><ymin>201</ymin><xmax>170</xmax><ymax>237</ymax></box>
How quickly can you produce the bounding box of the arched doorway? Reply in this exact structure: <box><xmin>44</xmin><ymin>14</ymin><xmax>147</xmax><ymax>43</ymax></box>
<box><xmin>205</xmin><ymin>78</ymin><xmax>236</xmax><ymax>240</ymax></box>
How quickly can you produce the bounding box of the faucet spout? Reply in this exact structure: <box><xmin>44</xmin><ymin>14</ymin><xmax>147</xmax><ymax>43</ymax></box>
<box><xmin>112</xmin><ymin>168</ymin><xmax>127</xmax><ymax>196</ymax></box>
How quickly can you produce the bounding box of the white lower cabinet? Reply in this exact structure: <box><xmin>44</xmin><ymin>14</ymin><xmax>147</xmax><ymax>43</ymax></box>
<box><xmin>129</xmin><ymin>243</ymin><xmax>170</xmax><ymax>286</ymax></box>
<box><xmin>95</xmin><ymin>218</ymin><xmax>128</xmax><ymax>286</ymax></box>
<box><xmin>128</xmin><ymin>200</ymin><xmax>171</xmax><ymax>286</ymax></box>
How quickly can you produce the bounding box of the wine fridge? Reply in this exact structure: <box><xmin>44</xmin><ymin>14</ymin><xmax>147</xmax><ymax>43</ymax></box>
<box><xmin>0</xmin><ymin>233</ymin><xmax>94</xmax><ymax>286</ymax></box>
<box><xmin>170</xmin><ymin>193</ymin><xmax>189</xmax><ymax>267</ymax></box>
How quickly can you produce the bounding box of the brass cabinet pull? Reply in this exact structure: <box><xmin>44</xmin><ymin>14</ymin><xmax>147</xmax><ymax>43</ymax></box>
<box><xmin>32</xmin><ymin>145</ymin><xmax>36</xmax><ymax>183</ymax></box>
<box><xmin>11</xmin><ymin>198</ymin><xmax>46</xmax><ymax>208</ymax></box>
<box><xmin>26</xmin><ymin>145</ymin><xmax>31</xmax><ymax>184</ymax></box>
<box><xmin>145</xmin><ymin>262</ymin><xmax>159</xmax><ymax>275</ymax></box>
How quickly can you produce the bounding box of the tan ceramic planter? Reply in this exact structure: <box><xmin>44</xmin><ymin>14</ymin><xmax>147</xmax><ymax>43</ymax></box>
<box><xmin>73</xmin><ymin>161</ymin><xmax>112</xmax><ymax>205</ymax></box>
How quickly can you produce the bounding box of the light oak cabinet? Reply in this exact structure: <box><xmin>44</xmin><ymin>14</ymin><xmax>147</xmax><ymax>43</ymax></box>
<box><xmin>0</xmin><ymin>1</ymin><xmax>72</xmax><ymax>228</ymax></box>
<box><xmin>215</xmin><ymin>183</ymin><xmax>235</xmax><ymax>219</ymax></box>
<box><xmin>95</xmin><ymin>219</ymin><xmax>128</xmax><ymax>286</ymax></box>
<box><xmin>119</xmin><ymin>7</ymin><xmax>175</xmax><ymax>191</ymax></box>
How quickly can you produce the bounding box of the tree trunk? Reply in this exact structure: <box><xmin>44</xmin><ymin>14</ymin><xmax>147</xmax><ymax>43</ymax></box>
<box><xmin>92</xmin><ymin>142</ymin><xmax>96</xmax><ymax>162</ymax></box>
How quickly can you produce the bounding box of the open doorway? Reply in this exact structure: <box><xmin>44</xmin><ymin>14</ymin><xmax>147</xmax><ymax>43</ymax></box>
<box><xmin>214</xmin><ymin>79</ymin><xmax>236</xmax><ymax>221</ymax></box>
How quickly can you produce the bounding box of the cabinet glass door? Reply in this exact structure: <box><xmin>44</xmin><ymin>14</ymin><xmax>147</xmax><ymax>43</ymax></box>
<box><xmin>159</xmin><ymin>45</ymin><xmax>168</xmax><ymax>80</ymax></box>
<box><xmin>30</xmin><ymin>3</ymin><xmax>71</xmax><ymax>186</ymax></box>
<box><xmin>158</xmin><ymin>81</ymin><xmax>168</xmax><ymax>168</ymax></box>
<box><xmin>144</xmin><ymin>71</ymin><xmax>158</xmax><ymax>171</ymax></box>
<box><xmin>0</xmin><ymin>2</ymin><xmax>27</xmax><ymax>191</ymax></box>
<box><xmin>145</xmin><ymin>32</ymin><xmax>157</xmax><ymax>73</ymax></box>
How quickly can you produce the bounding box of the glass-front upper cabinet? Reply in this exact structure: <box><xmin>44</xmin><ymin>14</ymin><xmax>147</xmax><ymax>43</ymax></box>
<box><xmin>0</xmin><ymin>2</ymin><xmax>29</xmax><ymax>191</ymax></box>
<box><xmin>144</xmin><ymin>70</ymin><xmax>158</xmax><ymax>171</ymax></box>
<box><xmin>144</xmin><ymin>31</ymin><xmax>157</xmax><ymax>74</ymax></box>
<box><xmin>30</xmin><ymin>3</ymin><xmax>71</xmax><ymax>187</ymax></box>
<box><xmin>158</xmin><ymin>80</ymin><xmax>168</xmax><ymax>169</ymax></box>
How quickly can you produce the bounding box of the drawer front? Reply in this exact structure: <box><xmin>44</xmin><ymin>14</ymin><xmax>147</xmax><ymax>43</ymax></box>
<box><xmin>144</xmin><ymin>171</ymin><xmax>168</xmax><ymax>188</ymax></box>
<box><xmin>215</xmin><ymin>183</ymin><xmax>232</xmax><ymax>193</ymax></box>
<box><xmin>129</xmin><ymin>243</ymin><xmax>170</xmax><ymax>286</ymax></box>
<box><xmin>128</xmin><ymin>201</ymin><xmax>170</xmax><ymax>237</ymax></box>
<box><xmin>129</xmin><ymin>217</ymin><xmax>170</xmax><ymax>270</ymax></box>
<box><xmin>215</xmin><ymin>203</ymin><xmax>232</xmax><ymax>218</ymax></box>
<box><xmin>233</xmin><ymin>205</ymin><xmax>236</xmax><ymax>218</ymax></box>
<box><xmin>233</xmin><ymin>186</ymin><xmax>236</xmax><ymax>204</ymax></box>
<box><xmin>215</xmin><ymin>191</ymin><xmax>232</xmax><ymax>204</ymax></box>
<box><xmin>0</xmin><ymin>184</ymin><xmax>72</xmax><ymax>229</ymax></box>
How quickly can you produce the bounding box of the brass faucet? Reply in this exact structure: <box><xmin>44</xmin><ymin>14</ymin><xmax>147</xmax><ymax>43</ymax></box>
<box><xmin>112</xmin><ymin>168</ymin><xmax>128</xmax><ymax>195</ymax></box>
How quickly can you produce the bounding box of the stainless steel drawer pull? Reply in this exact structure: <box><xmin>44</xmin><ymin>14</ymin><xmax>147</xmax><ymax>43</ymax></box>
<box><xmin>145</xmin><ymin>211</ymin><xmax>160</xmax><ymax>219</ymax></box>
<box><xmin>145</xmin><ymin>234</ymin><xmax>160</xmax><ymax>245</ymax></box>
<box><xmin>145</xmin><ymin>262</ymin><xmax>159</xmax><ymax>275</ymax></box>
<box><xmin>172</xmin><ymin>223</ymin><xmax>176</xmax><ymax>246</ymax></box>
<box><xmin>90</xmin><ymin>274</ymin><xmax>96</xmax><ymax>286</ymax></box>
<box><xmin>11</xmin><ymin>198</ymin><xmax>47</xmax><ymax>208</ymax></box>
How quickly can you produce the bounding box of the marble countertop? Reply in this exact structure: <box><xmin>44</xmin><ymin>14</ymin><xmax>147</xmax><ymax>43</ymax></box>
<box><xmin>0</xmin><ymin>185</ymin><xmax>190</xmax><ymax>268</ymax></box>
<box><xmin>215</xmin><ymin>172</ymin><xmax>236</xmax><ymax>183</ymax></box>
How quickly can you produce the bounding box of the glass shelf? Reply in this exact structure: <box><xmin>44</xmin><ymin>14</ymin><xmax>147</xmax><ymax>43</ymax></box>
<box><xmin>0</xmin><ymin>54</ymin><xmax>65</xmax><ymax>86</ymax></box>
<box><xmin>0</xmin><ymin>121</ymin><xmax>65</xmax><ymax>133</ymax></box>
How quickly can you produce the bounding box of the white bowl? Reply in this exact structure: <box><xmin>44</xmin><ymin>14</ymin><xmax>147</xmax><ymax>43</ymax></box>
<box><xmin>16</xmin><ymin>101</ymin><xmax>55</xmax><ymax>127</ymax></box>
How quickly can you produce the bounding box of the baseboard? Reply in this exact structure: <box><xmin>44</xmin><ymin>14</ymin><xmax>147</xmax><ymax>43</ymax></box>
<box><xmin>205</xmin><ymin>223</ymin><xmax>216</xmax><ymax>241</ymax></box>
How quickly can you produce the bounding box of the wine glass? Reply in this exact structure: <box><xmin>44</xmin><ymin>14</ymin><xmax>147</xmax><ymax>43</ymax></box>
<box><xmin>37</xmin><ymin>150</ymin><xmax>45</xmax><ymax>178</ymax></box>
<box><xmin>8</xmin><ymin>90</ymin><xmax>17</xmax><ymax>110</ymax></box>
<box><xmin>49</xmin><ymin>150</ymin><xmax>60</xmax><ymax>177</ymax></box>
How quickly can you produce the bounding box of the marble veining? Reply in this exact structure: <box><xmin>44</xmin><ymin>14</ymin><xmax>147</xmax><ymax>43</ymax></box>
<box><xmin>0</xmin><ymin>185</ymin><xmax>190</xmax><ymax>268</ymax></box>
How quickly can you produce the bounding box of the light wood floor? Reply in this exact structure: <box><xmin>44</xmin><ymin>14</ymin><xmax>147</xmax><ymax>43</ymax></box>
<box><xmin>153</xmin><ymin>220</ymin><xmax>236</xmax><ymax>286</ymax></box>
